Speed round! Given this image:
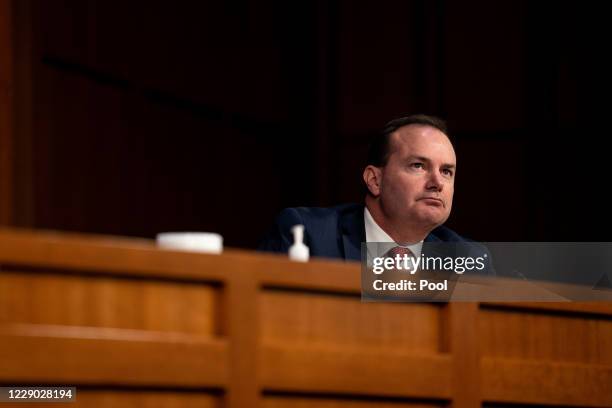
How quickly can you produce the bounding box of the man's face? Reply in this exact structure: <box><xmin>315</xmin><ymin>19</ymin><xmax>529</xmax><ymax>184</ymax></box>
<box><xmin>377</xmin><ymin>125</ymin><xmax>456</xmax><ymax>228</ymax></box>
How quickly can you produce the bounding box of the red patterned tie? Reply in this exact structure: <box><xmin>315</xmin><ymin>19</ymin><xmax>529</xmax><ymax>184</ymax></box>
<box><xmin>385</xmin><ymin>246</ymin><xmax>417</xmax><ymax>272</ymax></box>
<box><xmin>385</xmin><ymin>246</ymin><xmax>415</xmax><ymax>259</ymax></box>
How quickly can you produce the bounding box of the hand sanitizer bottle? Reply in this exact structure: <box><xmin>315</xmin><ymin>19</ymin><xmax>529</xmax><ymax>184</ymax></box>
<box><xmin>289</xmin><ymin>224</ymin><xmax>309</xmax><ymax>262</ymax></box>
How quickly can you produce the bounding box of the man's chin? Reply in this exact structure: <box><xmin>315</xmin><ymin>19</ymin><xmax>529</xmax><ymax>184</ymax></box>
<box><xmin>414</xmin><ymin>212</ymin><xmax>449</xmax><ymax>228</ymax></box>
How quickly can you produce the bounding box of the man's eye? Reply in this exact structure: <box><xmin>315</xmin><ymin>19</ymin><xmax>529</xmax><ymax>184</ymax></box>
<box><xmin>442</xmin><ymin>169</ymin><xmax>454</xmax><ymax>176</ymax></box>
<box><xmin>411</xmin><ymin>163</ymin><xmax>424</xmax><ymax>169</ymax></box>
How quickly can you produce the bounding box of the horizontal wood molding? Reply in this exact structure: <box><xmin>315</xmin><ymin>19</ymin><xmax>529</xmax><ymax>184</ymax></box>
<box><xmin>482</xmin><ymin>358</ymin><xmax>612</xmax><ymax>407</ymax></box>
<box><xmin>482</xmin><ymin>301</ymin><xmax>612</xmax><ymax>316</ymax></box>
<box><xmin>0</xmin><ymin>325</ymin><xmax>228</xmax><ymax>387</ymax></box>
<box><xmin>260</xmin><ymin>344</ymin><xmax>453</xmax><ymax>400</ymax></box>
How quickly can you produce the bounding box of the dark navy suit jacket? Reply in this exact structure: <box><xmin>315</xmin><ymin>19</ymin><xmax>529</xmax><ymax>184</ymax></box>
<box><xmin>258</xmin><ymin>203</ymin><xmax>489</xmax><ymax>265</ymax></box>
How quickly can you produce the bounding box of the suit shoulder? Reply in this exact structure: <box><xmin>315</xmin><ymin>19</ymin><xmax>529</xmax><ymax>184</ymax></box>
<box><xmin>259</xmin><ymin>203</ymin><xmax>361</xmax><ymax>257</ymax></box>
<box><xmin>430</xmin><ymin>225</ymin><xmax>470</xmax><ymax>242</ymax></box>
<box><xmin>430</xmin><ymin>225</ymin><xmax>487</xmax><ymax>249</ymax></box>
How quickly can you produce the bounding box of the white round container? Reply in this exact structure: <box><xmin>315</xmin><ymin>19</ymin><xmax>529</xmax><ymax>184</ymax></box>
<box><xmin>156</xmin><ymin>232</ymin><xmax>223</xmax><ymax>254</ymax></box>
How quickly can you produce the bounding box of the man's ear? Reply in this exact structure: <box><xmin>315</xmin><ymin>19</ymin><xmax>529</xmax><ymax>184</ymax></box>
<box><xmin>363</xmin><ymin>165</ymin><xmax>382</xmax><ymax>196</ymax></box>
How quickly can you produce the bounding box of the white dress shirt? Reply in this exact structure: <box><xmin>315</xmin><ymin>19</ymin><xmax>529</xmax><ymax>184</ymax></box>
<box><xmin>364</xmin><ymin>207</ymin><xmax>423</xmax><ymax>257</ymax></box>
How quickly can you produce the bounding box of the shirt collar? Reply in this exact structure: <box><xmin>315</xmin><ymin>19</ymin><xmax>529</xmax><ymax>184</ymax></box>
<box><xmin>364</xmin><ymin>206</ymin><xmax>423</xmax><ymax>256</ymax></box>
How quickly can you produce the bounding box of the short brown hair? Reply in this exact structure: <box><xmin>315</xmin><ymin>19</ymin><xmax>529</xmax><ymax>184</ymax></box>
<box><xmin>367</xmin><ymin>114</ymin><xmax>450</xmax><ymax>167</ymax></box>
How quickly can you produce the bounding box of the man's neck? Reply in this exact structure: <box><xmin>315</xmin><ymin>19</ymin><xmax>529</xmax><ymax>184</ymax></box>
<box><xmin>364</xmin><ymin>198</ymin><xmax>432</xmax><ymax>243</ymax></box>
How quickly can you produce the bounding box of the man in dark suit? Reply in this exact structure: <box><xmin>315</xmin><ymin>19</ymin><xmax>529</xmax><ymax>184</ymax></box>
<box><xmin>259</xmin><ymin>114</ymin><xmax>484</xmax><ymax>265</ymax></box>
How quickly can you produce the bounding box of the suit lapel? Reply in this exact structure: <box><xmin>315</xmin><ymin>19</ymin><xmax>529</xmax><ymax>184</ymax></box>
<box><xmin>424</xmin><ymin>231</ymin><xmax>441</xmax><ymax>243</ymax></box>
<box><xmin>423</xmin><ymin>231</ymin><xmax>458</xmax><ymax>259</ymax></box>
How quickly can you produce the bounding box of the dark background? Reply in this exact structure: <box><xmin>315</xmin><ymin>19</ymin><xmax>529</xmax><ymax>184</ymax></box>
<box><xmin>8</xmin><ymin>0</ymin><xmax>612</xmax><ymax>248</ymax></box>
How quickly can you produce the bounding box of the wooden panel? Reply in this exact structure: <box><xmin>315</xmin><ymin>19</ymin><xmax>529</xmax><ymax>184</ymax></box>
<box><xmin>258</xmin><ymin>258</ymin><xmax>361</xmax><ymax>293</ymax></box>
<box><xmin>483</xmin><ymin>301</ymin><xmax>612</xmax><ymax>315</ymax></box>
<box><xmin>0</xmin><ymin>326</ymin><xmax>228</xmax><ymax>387</ymax></box>
<box><xmin>442</xmin><ymin>303</ymin><xmax>480</xmax><ymax>408</ymax></box>
<box><xmin>263</xmin><ymin>396</ymin><xmax>441</xmax><ymax>408</ymax></box>
<box><xmin>260</xmin><ymin>344</ymin><xmax>452</xmax><ymax>399</ymax></box>
<box><xmin>482</xmin><ymin>358</ymin><xmax>612</xmax><ymax>407</ymax></box>
<box><xmin>336</xmin><ymin>1</ymin><xmax>419</xmax><ymax>133</ymax></box>
<box><xmin>223</xmin><ymin>277</ymin><xmax>259</xmax><ymax>408</ymax></box>
<box><xmin>0</xmin><ymin>271</ymin><xmax>219</xmax><ymax>334</ymax></box>
<box><xmin>0</xmin><ymin>0</ymin><xmax>13</xmax><ymax>225</ymax></box>
<box><xmin>11</xmin><ymin>0</ymin><xmax>35</xmax><ymax>228</ymax></box>
<box><xmin>261</xmin><ymin>290</ymin><xmax>441</xmax><ymax>352</ymax></box>
<box><xmin>6</xmin><ymin>390</ymin><xmax>221</xmax><ymax>408</ymax></box>
<box><xmin>479</xmin><ymin>307</ymin><xmax>612</xmax><ymax>364</ymax></box>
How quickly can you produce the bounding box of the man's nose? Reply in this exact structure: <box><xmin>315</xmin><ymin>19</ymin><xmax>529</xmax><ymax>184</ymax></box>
<box><xmin>425</xmin><ymin>171</ymin><xmax>443</xmax><ymax>191</ymax></box>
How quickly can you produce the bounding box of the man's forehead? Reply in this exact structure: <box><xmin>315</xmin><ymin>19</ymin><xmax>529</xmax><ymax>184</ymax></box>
<box><xmin>389</xmin><ymin>125</ymin><xmax>455</xmax><ymax>158</ymax></box>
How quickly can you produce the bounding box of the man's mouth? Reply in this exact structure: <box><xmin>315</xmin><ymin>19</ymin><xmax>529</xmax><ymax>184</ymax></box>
<box><xmin>419</xmin><ymin>197</ymin><xmax>444</xmax><ymax>206</ymax></box>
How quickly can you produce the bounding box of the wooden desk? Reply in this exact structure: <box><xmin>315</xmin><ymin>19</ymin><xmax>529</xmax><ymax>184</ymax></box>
<box><xmin>1</xmin><ymin>229</ymin><xmax>611</xmax><ymax>407</ymax></box>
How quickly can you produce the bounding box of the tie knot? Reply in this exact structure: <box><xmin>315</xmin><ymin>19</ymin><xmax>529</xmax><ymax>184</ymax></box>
<box><xmin>386</xmin><ymin>246</ymin><xmax>415</xmax><ymax>259</ymax></box>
